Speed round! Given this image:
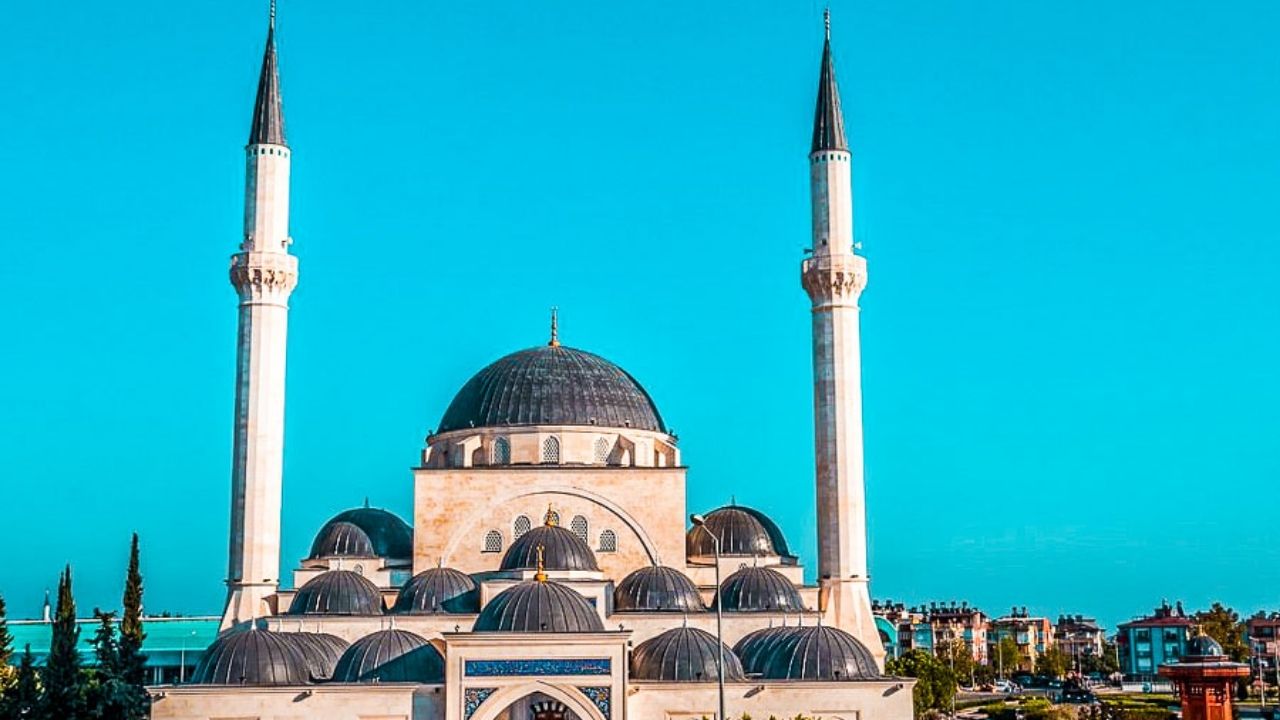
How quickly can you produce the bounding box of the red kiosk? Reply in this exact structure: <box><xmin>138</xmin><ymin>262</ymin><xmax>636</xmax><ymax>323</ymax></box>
<box><xmin>1159</xmin><ymin>636</ymin><xmax>1250</xmax><ymax>720</ymax></box>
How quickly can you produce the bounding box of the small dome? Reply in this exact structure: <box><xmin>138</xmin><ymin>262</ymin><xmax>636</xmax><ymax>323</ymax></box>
<box><xmin>310</xmin><ymin>507</ymin><xmax>413</xmax><ymax>560</ymax></box>
<box><xmin>287</xmin><ymin>571</ymin><xmax>385</xmax><ymax>616</ymax></box>
<box><xmin>190</xmin><ymin>630</ymin><xmax>311</xmax><ymax>686</ymax></box>
<box><xmin>332</xmin><ymin>629</ymin><xmax>445</xmax><ymax>683</ymax></box>
<box><xmin>687</xmin><ymin>507</ymin><xmax>777</xmax><ymax>557</ymax></box>
<box><xmin>614</xmin><ymin>566</ymin><xmax>705</xmax><ymax>613</ymax></box>
<box><xmin>1187</xmin><ymin>635</ymin><xmax>1225</xmax><ymax>658</ymax></box>
<box><xmin>438</xmin><ymin>345</ymin><xmax>666</xmax><ymax>434</ymax></box>
<box><xmin>392</xmin><ymin>567</ymin><xmax>479</xmax><ymax>614</ymax></box>
<box><xmin>630</xmin><ymin>627</ymin><xmax>745</xmax><ymax>682</ymax></box>
<box><xmin>473</xmin><ymin>580</ymin><xmax>604</xmax><ymax>633</ymax></box>
<box><xmin>713</xmin><ymin>566</ymin><xmax>805</xmax><ymax>613</ymax></box>
<box><xmin>308</xmin><ymin>521</ymin><xmax>375</xmax><ymax>559</ymax></box>
<box><xmin>500</xmin><ymin>521</ymin><xmax>599</xmax><ymax>573</ymax></box>
<box><xmin>757</xmin><ymin>625</ymin><xmax>880</xmax><ymax>681</ymax></box>
<box><xmin>733</xmin><ymin>625</ymin><xmax>796</xmax><ymax>675</ymax></box>
<box><xmin>276</xmin><ymin>632</ymin><xmax>349</xmax><ymax>680</ymax></box>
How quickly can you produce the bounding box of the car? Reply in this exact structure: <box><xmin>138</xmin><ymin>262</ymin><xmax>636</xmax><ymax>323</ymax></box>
<box><xmin>1061</xmin><ymin>688</ymin><xmax>1097</xmax><ymax>704</ymax></box>
<box><xmin>994</xmin><ymin>680</ymin><xmax>1023</xmax><ymax>695</ymax></box>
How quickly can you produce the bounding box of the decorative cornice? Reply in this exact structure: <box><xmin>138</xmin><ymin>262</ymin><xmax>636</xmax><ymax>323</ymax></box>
<box><xmin>801</xmin><ymin>254</ymin><xmax>867</xmax><ymax>306</ymax></box>
<box><xmin>230</xmin><ymin>251</ymin><xmax>298</xmax><ymax>300</ymax></box>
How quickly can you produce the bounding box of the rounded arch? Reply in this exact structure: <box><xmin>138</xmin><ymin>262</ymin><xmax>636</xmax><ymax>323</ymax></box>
<box><xmin>468</xmin><ymin>681</ymin><xmax>606</xmax><ymax>720</ymax></box>
<box><xmin>441</xmin><ymin>485</ymin><xmax>662</xmax><ymax>567</ymax></box>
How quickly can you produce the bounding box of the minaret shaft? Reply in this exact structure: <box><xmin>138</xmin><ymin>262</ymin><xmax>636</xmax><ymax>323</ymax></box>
<box><xmin>222</xmin><ymin>17</ymin><xmax>297</xmax><ymax>630</ymax></box>
<box><xmin>801</xmin><ymin>14</ymin><xmax>884</xmax><ymax>666</ymax></box>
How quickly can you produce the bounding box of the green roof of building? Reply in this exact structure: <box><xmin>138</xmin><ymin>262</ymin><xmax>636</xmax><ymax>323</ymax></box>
<box><xmin>9</xmin><ymin>617</ymin><xmax>219</xmax><ymax>666</ymax></box>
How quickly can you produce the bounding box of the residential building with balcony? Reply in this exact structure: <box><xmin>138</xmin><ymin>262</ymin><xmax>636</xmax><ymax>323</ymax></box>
<box><xmin>1116</xmin><ymin>601</ymin><xmax>1193</xmax><ymax>680</ymax></box>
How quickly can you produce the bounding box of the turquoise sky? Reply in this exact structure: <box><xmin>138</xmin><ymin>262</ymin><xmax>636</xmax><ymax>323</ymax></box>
<box><xmin>0</xmin><ymin>1</ymin><xmax>1277</xmax><ymax>630</ymax></box>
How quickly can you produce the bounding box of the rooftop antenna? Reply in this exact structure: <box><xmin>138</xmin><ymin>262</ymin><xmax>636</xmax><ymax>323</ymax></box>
<box><xmin>549</xmin><ymin>307</ymin><xmax>560</xmax><ymax>347</ymax></box>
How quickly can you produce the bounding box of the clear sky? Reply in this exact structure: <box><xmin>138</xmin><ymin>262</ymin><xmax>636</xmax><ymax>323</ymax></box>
<box><xmin>0</xmin><ymin>0</ymin><xmax>1277</xmax><ymax>631</ymax></box>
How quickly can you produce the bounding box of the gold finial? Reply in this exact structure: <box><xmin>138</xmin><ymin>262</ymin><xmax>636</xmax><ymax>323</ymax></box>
<box><xmin>534</xmin><ymin>544</ymin><xmax>547</xmax><ymax>582</ymax></box>
<box><xmin>544</xmin><ymin>504</ymin><xmax>558</xmax><ymax>527</ymax></box>
<box><xmin>549</xmin><ymin>307</ymin><xmax>560</xmax><ymax>347</ymax></box>
<box><xmin>823</xmin><ymin>7</ymin><xmax>831</xmax><ymax>40</ymax></box>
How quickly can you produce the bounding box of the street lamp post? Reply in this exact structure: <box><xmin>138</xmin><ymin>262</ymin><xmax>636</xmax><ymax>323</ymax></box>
<box><xmin>691</xmin><ymin>514</ymin><xmax>727</xmax><ymax>720</ymax></box>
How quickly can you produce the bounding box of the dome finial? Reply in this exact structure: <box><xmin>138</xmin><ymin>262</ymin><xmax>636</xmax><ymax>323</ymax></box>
<box><xmin>823</xmin><ymin>6</ymin><xmax>831</xmax><ymax>40</ymax></box>
<box><xmin>544</xmin><ymin>504</ymin><xmax>557</xmax><ymax>527</ymax></box>
<box><xmin>549</xmin><ymin>306</ymin><xmax>560</xmax><ymax>347</ymax></box>
<box><xmin>269</xmin><ymin>0</ymin><xmax>277</xmax><ymax>30</ymax></box>
<box><xmin>363</xmin><ymin>496</ymin><xmax>370</xmax><ymax>509</ymax></box>
<box><xmin>534</xmin><ymin>545</ymin><xmax>547</xmax><ymax>582</ymax></box>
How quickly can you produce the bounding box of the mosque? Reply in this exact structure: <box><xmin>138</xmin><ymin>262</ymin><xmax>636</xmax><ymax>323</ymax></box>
<box><xmin>148</xmin><ymin>6</ymin><xmax>914</xmax><ymax>720</ymax></box>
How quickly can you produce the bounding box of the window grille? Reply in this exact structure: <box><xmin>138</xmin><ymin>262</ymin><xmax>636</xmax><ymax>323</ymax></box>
<box><xmin>593</xmin><ymin>437</ymin><xmax>611</xmax><ymax>464</ymax></box>
<box><xmin>542</xmin><ymin>436</ymin><xmax>560</xmax><ymax>464</ymax></box>
<box><xmin>483</xmin><ymin>530</ymin><xmax>503</xmax><ymax>553</ymax></box>
<box><xmin>492</xmin><ymin>437</ymin><xmax>511</xmax><ymax>465</ymax></box>
<box><xmin>570</xmin><ymin>515</ymin><xmax>589</xmax><ymax>541</ymax></box>
<box><xmin>598</xmin><ymin>529</ymin><xmax>617</xmax><ymax>553</ymax></box>
<box><xmin>514</xmin><ymin>515</ymin><xmax>532</xmax><ymax>538</ymax></box>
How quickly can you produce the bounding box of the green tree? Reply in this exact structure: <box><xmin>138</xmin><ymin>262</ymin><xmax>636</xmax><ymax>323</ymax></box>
<box><xmin>1081</xmin><ymin>641</ymin><xmax>1120</xmax><ymax>676</ymax></box>
<box><xmin>40</xmin><ymin>565</ymin><xmax>85</xmax><ymax>720</ymax></box>
<box><xmin>86</xmin><ymin>611</ymin><xmax>124</xmax><ymax>720</ymax></box>
<box><xmin>3</xmin><ymin>645</ymin><xmax>41</xmax><ymax>719</ymax></box>
<box><xmin>0</xmin><ymin>593</ymin><xmax>14</xmax><ymax>693</ymax></box>
<box><xmin>116</xmin><ymin>535</ymin><xmax>148</xmax><ymax>720</ymax></box>
<box><xmin>1194</xmin><ymin>602</ymin><xmax>1250</xmax><ymax>662</ymax></box>
<box><xmin>887</xmin><ymin>648</ymin><xmax>957</xmax><ymax>715</ymax></box>
<box><xmin>937</xmin><ymin>637</ymin><xmax>977</xmax><ymax>687</ymax></box>
<box><xmin>1035</xmin><ymin>646</ymin><xmax>1071</xmax><ymax>678</ymax></box>
<box><xmin>992</xmin><ymin>637</ymin><xmax>1020</xmax><ymax>677</ymax></box>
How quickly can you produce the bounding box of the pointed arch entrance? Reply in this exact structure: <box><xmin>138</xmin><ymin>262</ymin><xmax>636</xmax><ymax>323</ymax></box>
<box><xmin>467</xmin><ymin>681</ymin><xmax>606</xmax><ymax>720</ymax></box>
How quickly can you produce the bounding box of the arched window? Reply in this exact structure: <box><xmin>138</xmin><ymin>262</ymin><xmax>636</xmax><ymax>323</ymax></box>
<box><xmin>598</xmin><ymin>529</ymin><xmax>617</xmax><ymax>553</ymax></box>
<box><xmin>593</xmin><ymin>437</ymin><xmax>611</xmax><ymax>464</ymax></box>
<box><xmin>492</xmin><ymin>437</ymin><xmax>511</xmax><ymax>465</ymax></box>
<box><xmin>513</xmin><ymin>515</ymin><xmax>532</xmax><ymax>539</ymax></box>
<box><xmin>570</xmin><ymin>515</ymin><xmax>589</xmax><ymax>541</ymax></box>
<box><xmin>541</xmin><ymin>436</ymin><xmax>560</xmax><ymax>464</ymax></box>
<box><xmin>483</xmin><ymin>530</ymin><xmax>503</xmax><ymax>554</ymax></box>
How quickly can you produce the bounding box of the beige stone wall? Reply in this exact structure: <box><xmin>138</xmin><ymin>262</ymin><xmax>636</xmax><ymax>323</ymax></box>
<box><xmin>149</xmin><ymin>683</ymin><xmax>440</xmax><ymax>720</ymax></box>
<box><xmin>627</xmin><ymin>679</ymin><xmax>914</xmax><ymax>720</ymax></box>
<box><xmin>413</xmin><ymin>466</ymin><xmax>687</xmax><ymax>580</ymax></box>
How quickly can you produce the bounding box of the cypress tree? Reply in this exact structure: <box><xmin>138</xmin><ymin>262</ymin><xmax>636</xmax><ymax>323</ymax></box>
<box><xmin>40</xmin><ymin>565</ymin><xmax>84</xmax><ymax>720</ymax></box>
<box><xmin>86</xmin><ymin>611</ymin><xmax>123</xmax><ymax>720</ymax></box>
<box><xmin>116</xmin><ymin>535</ymin><xmax>148</xmax><ymax>720</ymax></box>
<box><xmin>4</xmin><ymin>645</ymin><xmax>40</xmax><ymax>719</ymax></box>
<box><xmin>0</xmin><ymin>593</ymin><xmax>14</xmax><ymax>693</ymax></box>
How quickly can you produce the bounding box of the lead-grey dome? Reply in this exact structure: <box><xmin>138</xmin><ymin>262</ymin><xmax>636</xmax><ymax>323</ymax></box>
<box><xmin>614</xmin><ymin>566</ymin><xmax>705</xmax><ymax>613</ymax></box>
<box><xmin>392</xmin><ymin>567</ymin><xmax>479</xmax><ymax>614</ymax></box>
<box><xmin>332</xmin><ymin>629</ymin><xmax>445</xmax><ymax>683</ymax></box>
<box><xmin>276</xmin><ymin>632</ymin><xmax>350</xmax><ymax>680</ymax></box>
<box><xmin>286</xmin><ymin>571</ymin><xmax>384</xmax><ymax>616</ymax></box>
<box><xmin>713</xmin><ymin>566</ymin><xmax>805</xmax><ymax>613</ymax></box>
<box><xmin>437</xmin><ymin>345</ymin><xmax>666</xmax><ymax>433</ymax></box>
<box><xmin>630</xmin><ymin>627</ymin><xmax>745</xmax><ymax>682</ymax></box>
<box><xmin>733</xmin><ymin>625</ymin><xmax>795</xmax><ymax>675</ymax></box>
<box><xmin>686</xmin><ymin>506</ymin><xmax>779</xmax><ymax>557</ymax></box>
<box><xmin>190</xmin><ymin>630</ymin><xmax>311</xmax><ymax>686</ymax></box>
<box><xmin>1187</xmin><ymin>635</ymin><xmax>1225</xmax><ymax>658</ymax></box>
<box><xmin>473</xmin><ymin>580</ymin><xmax>604</xmax><ymax>633</ymax></box>
<box><xmin>757</xmin><ymin>625</ymin><xmax>880</xmax><ymax>681</ymax></box>
<box><xmin>500</xmin><ymin>522</ymin><xmax>600</xmax><ymax>573</ymax></box>
<box><xmin>310</xmin><ymin>507</ymin><xmax>413</xmax><ymax>560</ymax></box>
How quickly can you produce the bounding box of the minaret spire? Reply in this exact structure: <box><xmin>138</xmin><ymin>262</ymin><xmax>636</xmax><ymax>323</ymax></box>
<box><xmin>812</xmin><ymin>9</ymin><xmax>847</xmax><ymax>153</ymax></box>
<box><xmin>249</xmin><ymin>1</ymin><xmax>286</xmax><ymax>147</ymax></box>
<box><xmin>549</xmin><ymin>307</ymin><xmax>560</xmax><ymax>347</ymax></box>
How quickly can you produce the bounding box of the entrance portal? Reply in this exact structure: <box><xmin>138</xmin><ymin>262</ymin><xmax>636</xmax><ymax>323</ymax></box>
<box><xmin>491</xmin><ymin>692</ymin><xmax>583</xmax><ymax>720</ymax></box>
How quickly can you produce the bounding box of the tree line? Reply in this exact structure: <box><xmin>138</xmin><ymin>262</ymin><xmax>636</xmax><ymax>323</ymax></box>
<box><xmin>0</xmin><ymin>534</ymin><xmax>149</xmax><ymax>720</ymax></box>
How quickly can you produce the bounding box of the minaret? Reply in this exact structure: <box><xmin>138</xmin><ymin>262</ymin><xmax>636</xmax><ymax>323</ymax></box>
<box><xmin>800</xmin><ymin>10</ymin><xmax>883</xmax><ymax>664</ymax></box>
<box><xmin>222</xmin><ymin>0</ymin><xmax>298</xmax><ymax>629</ymax></box>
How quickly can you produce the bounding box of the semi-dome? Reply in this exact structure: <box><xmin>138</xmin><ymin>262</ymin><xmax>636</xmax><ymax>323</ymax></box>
<box><xmin>308</xmin><ymin>521</ymin><xmax>375</xmax><ymax>559</ymax></box>
<box><xmin>614</xmin><ymin>566</ymin><xmax>705</xmax><ymax>613</ymax></box>
<box><xmin>332</xmin><ymin>629</ymin><xmax>445</xmax><ymax>683</ymax></box>
<box><xmin>713</xmin><ymin>566</ymin><xmax>805</xmax><ymax>613</ymax></box>
<box><xmin>500</xmin><ymin>519</ymin><xmax>600</xmax><ymax>573</ymax></box>
<box><xmin>190</xmin><ymin>630</ymin><xmax>311</xmax><ymax>686</ymax></box>
<box><xmin>391</xmin><ymin>567</ymin><xmax>479</xmax><ymax>614</ymax></box>
<box><xmin>473</xmin><ymin>580</ymin><xmax>604</xmax><ymax>633</ymax></box>
<box><xmin>310</xmin><ymin>506</ymin><xmax>413</xmax><ymax>560</ymax></box>
<box><xmin>437</xmin><ymin>345</ymin><xmax>666</xmax><ymax>433</ymax></box>
<box><xmin>276</xmin><ymin>632</ymin><xmax>349</xmax><ymax>680</ymax></box>
<box><xmin>733</xmin><ymin>625</ymin><xmax>796</xmax><ymax>675</ymax></box>
<box><xmin>686</xmin><ymin>506</ymin><xmax>778</xmax><ymax>557</ymax></box>
<box><xmin>286</xmin><ymin>570</ymin><xmax>385</xmax><ymax>616</ymax></box>
<box><xmin>630</xmin><ymin>626</ymin><xmax>745</xmax><ymax>682</ymax></box>
<box><xmin>756</xmin><ymin>625</ymin><xmax>880</xmax><ymax>681</ymax></box>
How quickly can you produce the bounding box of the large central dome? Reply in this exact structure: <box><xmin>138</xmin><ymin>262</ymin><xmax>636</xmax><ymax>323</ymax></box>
<box><xmin>437</xmin><ymin>345</ymin><xmax>666</xmax><ymax>434</ymax></box>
